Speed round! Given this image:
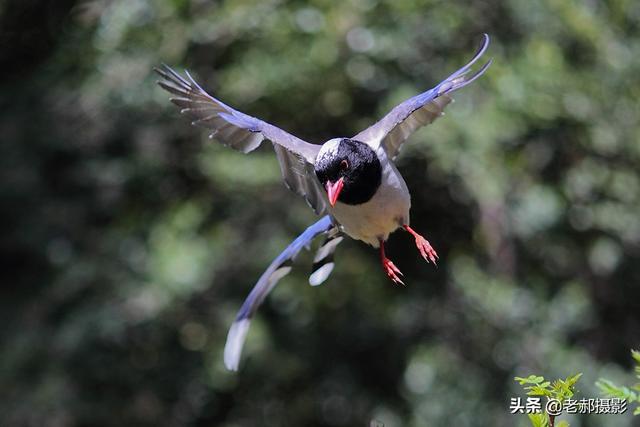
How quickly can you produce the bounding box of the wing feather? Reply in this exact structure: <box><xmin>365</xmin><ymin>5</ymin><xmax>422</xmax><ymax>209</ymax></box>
<box><xmin>156</xmin><ymin>65</ymin><xmax>328</xmax><ymax>214</ymax></box>
<box><xmin>354</xmin><ymin>34</ymin><xmax>492</xmax><ymax>160</ymax></box>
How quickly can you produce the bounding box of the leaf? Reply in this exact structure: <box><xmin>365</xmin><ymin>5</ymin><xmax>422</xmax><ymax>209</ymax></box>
<box><xmin>527</xmin><ymin>413</ymin><xmax>549</xmax><ymax>427</ymax></box>
<box><xmin>527</xmin><ymin>386</ymin><xmax>552</xmax><ymax>397</ymax></box>
<box><xmin>565</xmin><ymin>373</ymin><xmax>583</xmax><ymax>387</ymax></box>
<box><xmin>632</xmin><ymin>349</ymin><xmax>640</xmax><ymax>381</ymax></box>
<box><xmin>596</xmin><ymin>379</ymin><xmax>639</xmax><ymax>402</ymax></box>
<box><xmin>516</xmin><ymin>375</ymin><xmax>545</xmax><ymax>385</ymax></box>
<box><xmin>549</xmin><ymin>373</ymin><xmax>581</xmax><ymax>401</ymax></box>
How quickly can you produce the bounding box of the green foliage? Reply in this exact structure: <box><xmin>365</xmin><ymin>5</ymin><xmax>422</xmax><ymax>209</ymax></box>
<box><xmin>516</xmin><ymin>373</ymin><xmax>582</xmax><ymax>401</ymax></box>
<box><xmin>526</xmin><ymin>414</ymin><xmax>570</xmax><ymax>427</ymax></box>
<box><xmin>527</xmin><ymin>412</ymin><xmax>549</xmax><ymax>427</ymax></box>
<box><xmin>515</xmin><ymin>373</ymin><xmax>582</xmax><ymax>427</ymax></box>
<box><xmin>597</xmin><ymin>349</ymin><xmax>640</xmax><ymax>415</ymax></box>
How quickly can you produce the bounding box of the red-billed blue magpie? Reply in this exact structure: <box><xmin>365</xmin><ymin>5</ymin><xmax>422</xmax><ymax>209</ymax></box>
<box><xmin>156</xmin><ymin>34</ymin><xmax>491</xmax><ymax>370</ymax></box>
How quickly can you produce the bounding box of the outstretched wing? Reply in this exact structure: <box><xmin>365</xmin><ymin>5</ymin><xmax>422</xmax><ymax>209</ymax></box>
<box><xmin>155</xmin><ymin>65</ymin><xmax>328</xmax><ymax>215</ymax></box>
<box><xmin>353</xmin><ymin>34</ymin><xmax>492</xmax><ymax>160</ymax></box>
<box><xmin>224</xmin><ymin>215</ymin><xmax>339</xmax><ymax>371</ymax></box>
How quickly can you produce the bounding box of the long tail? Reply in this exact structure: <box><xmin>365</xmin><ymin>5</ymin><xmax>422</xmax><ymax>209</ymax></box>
<box><xmin>224</xmin><ymin>215</ymin><xmax>340</xmax><ymax>371</ymax></box>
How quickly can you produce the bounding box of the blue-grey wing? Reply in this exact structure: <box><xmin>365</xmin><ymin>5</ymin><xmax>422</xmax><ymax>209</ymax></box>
<box><xmin>156</xmin><ymin>65</ymin><xmax>328</xmax><ymax>215</ymax></box>
<box><xmin>353</xmin><ymin>34</ymin><xmax>492</xmax><ymax>160</ymax></box>
<box><xmin>224</xmin><ymin>215</ymin><xmax>339</xmax><ymax>371</ymax></box>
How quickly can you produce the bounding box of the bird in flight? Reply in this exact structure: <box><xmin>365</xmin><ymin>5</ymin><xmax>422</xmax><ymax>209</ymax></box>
<box><xmin>156</xmin><ymin>34</ymin><xmax>491</xmax><ymax>370</ymax></box>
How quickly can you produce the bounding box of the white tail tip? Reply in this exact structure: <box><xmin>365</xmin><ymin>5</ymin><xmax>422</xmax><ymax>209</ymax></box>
<box><xmin>309</xmin><ymin>263</ymin><xmax>335</xmax><ymax>286</ymax></box>
<box><xmin>223</xmin><ymin>319</ymin><xmax>251</xmax><ymax>371</ymax></box>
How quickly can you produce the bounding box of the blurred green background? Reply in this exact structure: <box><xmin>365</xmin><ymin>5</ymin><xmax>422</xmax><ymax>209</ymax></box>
<box><xmin>1</xmin><ymin>0</ymin><xmax>639</xmax><ymax>426</ymax></box>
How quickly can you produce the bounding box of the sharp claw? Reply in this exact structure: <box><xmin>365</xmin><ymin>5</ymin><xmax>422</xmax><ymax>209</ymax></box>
<box><xmin>382</xmin><ymin>258</ymin><xmax>404</xmax><ymax>285</ymax></box>
<box><xmin>391</xmin><ymin>263</ymin><xmax>403</xmax><ymax>275</ymax></box>
<box><xmin>391</xmin><ymin>273</ymin><xmax>405</xmax><ymax>286</ymax></box>
<box><xmin>413</xmin><ymin>235</ymin><xmax>438</xmax><ymax>267</ymax></box>
<box><xmin>380</xmin><ymin>240</ymin><xmax>406</xmax><ymax>285</ymax></box>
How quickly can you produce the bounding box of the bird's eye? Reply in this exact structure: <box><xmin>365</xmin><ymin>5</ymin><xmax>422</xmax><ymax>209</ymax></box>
<box><xmin>340</xmin><ymin>160</ymin><xmax>349</xmax><ymax>171</ymax></box>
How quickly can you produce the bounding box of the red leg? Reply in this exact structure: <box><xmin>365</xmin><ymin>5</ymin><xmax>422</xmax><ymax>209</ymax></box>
<box><xmin>403</xmin><ymin>225</ymin><xmax>438</xmax><ymax>265</ymax></box>
<box><xmin>379</xmin><ymin>240</ymin><xmax>404</xmax><ymax>285</ymax></box>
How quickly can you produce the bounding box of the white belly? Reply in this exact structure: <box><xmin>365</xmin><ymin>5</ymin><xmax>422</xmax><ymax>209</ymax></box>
<box><xmin>329</xmin><ymin>160</ymin><xmax>410</xmax><ymax>247</ymax></box>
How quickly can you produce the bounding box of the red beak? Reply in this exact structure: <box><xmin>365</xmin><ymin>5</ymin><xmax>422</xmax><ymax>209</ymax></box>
<box><xmin>325</xmin><ymin>177</ymin><xmax>344</xmax><ymax>207</ymax></box>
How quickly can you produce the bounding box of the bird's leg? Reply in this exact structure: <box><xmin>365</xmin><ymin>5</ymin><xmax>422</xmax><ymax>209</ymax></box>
<box><xmin>379</xmin><ymin>239</ymin><xmax>404</xmax><ymax>285</ymax></box>
<box><xmin>403</xmin><ymin>225</ymin><xmax>438</xmax><ymax>265</ymax></box>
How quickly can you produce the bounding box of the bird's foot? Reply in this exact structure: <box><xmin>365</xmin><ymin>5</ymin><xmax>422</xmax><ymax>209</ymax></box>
<box><xmin>379</xmin><ymin>240</ymin><xmax>404</xmax><ymax>285</ymax></box>
<box><xmin>381</xmin><ymin>257</ymin><xmax>404</xmax><ymax>285</ymax></box>
<box><xmin>403</xmin><ymin>225</ymin><xmax>438</xmax><ymax>265</ymax></box>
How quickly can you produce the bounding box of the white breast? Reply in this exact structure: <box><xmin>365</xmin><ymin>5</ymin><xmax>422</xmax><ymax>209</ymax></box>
<box><xmin>329</xmin><ymin>153</ymin><xmax>410</xmax><ymax>247</ymax></box>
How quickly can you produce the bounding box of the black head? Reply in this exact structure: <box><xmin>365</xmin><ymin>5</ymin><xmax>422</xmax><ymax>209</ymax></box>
<box><xmin>314</xmin><ymin>138</ymin><xmax>382</xmax><ymax>206</ymax></box>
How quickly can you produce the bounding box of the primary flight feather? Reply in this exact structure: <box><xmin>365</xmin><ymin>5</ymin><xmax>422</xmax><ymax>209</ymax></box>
<box><xmin>156</xmin><ymin>34</ymin><xmax>492</xmax><ymax>371</ymax></box>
